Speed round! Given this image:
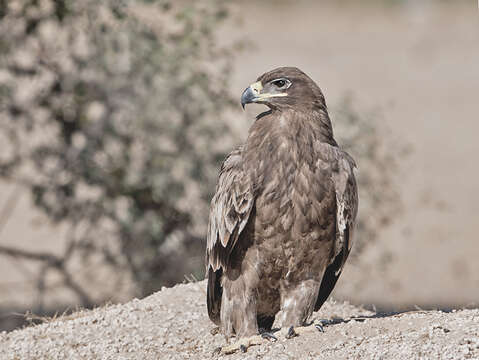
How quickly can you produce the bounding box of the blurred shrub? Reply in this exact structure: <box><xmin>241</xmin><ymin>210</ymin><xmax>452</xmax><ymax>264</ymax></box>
<box><xmin>0</xmin><ymin>0</ymin><xmax>236</xmax><ymax>300</ymax></box>
<box><xmin>0</xmin><ymin>0</ymin><xmax>405</xmax><ymax>306</ymax></box>
<box><xmin>332</xmin><ymin>95</ymin><xmax>407</xmax><ymax>258</ymax></box>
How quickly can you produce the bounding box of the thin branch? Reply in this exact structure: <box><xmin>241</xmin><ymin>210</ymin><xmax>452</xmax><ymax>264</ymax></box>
<box><xmin>0</xmin><ymin>184</ymin><xmax>22</xmax><ymax>236</ymax></box>
<box><xmin>59</xmin><ymin>268</ymin><xmax>94</xmax><ymax>308</ymax></box>
<box><xmin>0</xmin><ymin>245</ymin><xmax>62</xmax><ymax>266</ymax></box>
<box><xmin>35</xmin><ymin>264</ymin><xmax>49</xmax><ymax>314</ymax></box>
<box><xmin>0</xmin><ymin>244</ymin><xmax>94</xmax><ymax>307</ymax></box>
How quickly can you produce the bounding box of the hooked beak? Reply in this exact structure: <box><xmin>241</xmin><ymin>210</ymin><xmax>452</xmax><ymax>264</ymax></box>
<box><xmin>240</xmin><ymin>80</ymin><xmax>289</xmax><ymax>110</ymax></box>
<box><xmin>241</xmin><ymin>81</ymin><xmax>263</xmax><ymax>110</ymax></box>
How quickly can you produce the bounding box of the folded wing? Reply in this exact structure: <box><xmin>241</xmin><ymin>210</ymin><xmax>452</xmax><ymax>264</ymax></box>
<box><xmin>206</xmin><ymin>147</ymin><xmax>255</xmax><ymax>323</ymax></box>
<box><xmin>315</xmin><ymin>150</ymin><xmax>358</xmax><ymax>311</ymax></box>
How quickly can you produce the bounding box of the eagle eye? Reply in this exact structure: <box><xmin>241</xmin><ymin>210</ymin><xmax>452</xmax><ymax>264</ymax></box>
<box><xmin>271</xmin><ymin>78</ymin><xmax>290</xmax><ymax>89</ymax></box>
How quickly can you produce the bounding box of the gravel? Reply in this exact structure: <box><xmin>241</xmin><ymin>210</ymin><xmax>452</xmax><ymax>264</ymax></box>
<box><xmin>0</xmin><ymin>281</ymin><xmax>478</xmax><ymax>359</ymax></box>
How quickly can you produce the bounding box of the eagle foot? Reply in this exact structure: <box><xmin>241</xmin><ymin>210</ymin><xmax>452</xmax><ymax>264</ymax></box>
<box><xmin>278</xmin><ymin>322</ymin><xmax>327</xmax><ymax>341</ymax></box>
<box><xmin>217</xmin><ymin>334</ymin><xmax>266</xmax><ymax>355</ymax></box>
<box><xmin>215</xmin><ymin>323</ymin><xmax>325</xmax><ymax>354</ymax></box>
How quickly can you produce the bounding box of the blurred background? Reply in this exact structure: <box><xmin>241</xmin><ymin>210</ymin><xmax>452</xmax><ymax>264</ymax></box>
<box><xmin>0</xmin><ymin>0</ymin><xmax>477</xmax><ymax>331</ymax></box>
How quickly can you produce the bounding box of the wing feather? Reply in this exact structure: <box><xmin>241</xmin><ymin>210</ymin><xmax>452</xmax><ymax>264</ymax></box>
<box><xmin>315</xmin><ymin>149</ymin><xmax>358</xmax><ymax>311</ymax></box>
<box><xmin>206</xmin><ymin>146</ymin><xmax>255</xmax><ymax>324</ymax></box>
<box><xmin>206</xmin><ymin>146</ymin><xmax>254</xmax><ymax>269</ymax></box>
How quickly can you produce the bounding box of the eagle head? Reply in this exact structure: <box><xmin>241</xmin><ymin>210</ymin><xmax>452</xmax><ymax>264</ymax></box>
<box><xmin>241</xmin><ymin>67</ymin><xmax>326</xmax><ymax>111</ymax></box>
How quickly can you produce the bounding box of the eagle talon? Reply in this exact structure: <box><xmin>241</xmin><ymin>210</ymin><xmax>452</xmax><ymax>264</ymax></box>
<box><xmin>320</xmin><ymin>319</ymin><xmax>331</xmax><ymax>325</ymax></box>
<box><xmin>260</xmin><ymin>332</ymin><xmax>278</xmax><ymax>342</ymax></box>
<box><xmin>286</xmin><ymin>326</ymin><xmax>298</xmax><ymax>339</ymax></box>
<box><xmin>315</xmin><ymin>323</ymin><xmax>324</xmax><ymax>333</ymax></box>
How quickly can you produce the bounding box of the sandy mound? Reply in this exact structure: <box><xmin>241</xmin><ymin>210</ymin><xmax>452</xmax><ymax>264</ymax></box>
<box><xmin>1</xmin><ymin>281</ymin><xmax>478</xmax><ymax>359</ymax></box>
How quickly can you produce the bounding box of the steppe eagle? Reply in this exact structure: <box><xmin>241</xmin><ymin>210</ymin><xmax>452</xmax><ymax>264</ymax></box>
<box><xmin>206</xmin><ymin>67</ymin><xmax>358</xmax><ymax>353</ymax></box>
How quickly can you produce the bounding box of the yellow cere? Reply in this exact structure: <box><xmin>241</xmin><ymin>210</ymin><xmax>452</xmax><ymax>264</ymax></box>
<box><xmin>249</xmin><ymin>81</ymin><xmax>288</xmax><ymax>100</ymax></box>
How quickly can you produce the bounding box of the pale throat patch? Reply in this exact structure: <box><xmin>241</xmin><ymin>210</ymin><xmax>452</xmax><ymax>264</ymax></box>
<box><xmin>278</xmin><ymin>114</ymin><xmax>288</xmax><ymax>128</ymax></box>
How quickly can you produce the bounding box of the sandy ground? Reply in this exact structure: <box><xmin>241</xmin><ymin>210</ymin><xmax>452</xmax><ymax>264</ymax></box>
<box><xmin>1</xmin><ymin>0</ymin><xmax>479</xmax><ymax>317</ymax></box>
<box><xmin>1</xmin><ymin>281</ymin><xmax>478</xmax><ymax>360</ymax></box>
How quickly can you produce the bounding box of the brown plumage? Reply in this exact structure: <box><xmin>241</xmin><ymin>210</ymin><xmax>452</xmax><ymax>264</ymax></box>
<box><xmin>206</xmin><ymin>67</ymin><xmax>358</xmax><ymax>340</ymax></box>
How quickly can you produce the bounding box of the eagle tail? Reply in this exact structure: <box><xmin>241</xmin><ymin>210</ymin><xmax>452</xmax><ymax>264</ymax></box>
<box><xmin>207</xmin><ymin>267</ymin><xmax>222</xmax><ymax>325</ymax></box>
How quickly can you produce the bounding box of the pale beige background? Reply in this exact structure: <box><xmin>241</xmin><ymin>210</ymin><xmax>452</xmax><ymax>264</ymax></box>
<box><xmin>0</xmin><ymin>0</ymin><xmax>478</xmax><ymax>311</ymax></box>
